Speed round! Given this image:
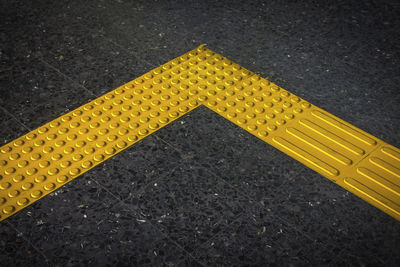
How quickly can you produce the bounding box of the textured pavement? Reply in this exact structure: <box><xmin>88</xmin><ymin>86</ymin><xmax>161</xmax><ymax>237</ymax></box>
<box><xmin>1</xmin><ymin>0</ymin><xmax>400</xmax><ymax>266</ymax></box>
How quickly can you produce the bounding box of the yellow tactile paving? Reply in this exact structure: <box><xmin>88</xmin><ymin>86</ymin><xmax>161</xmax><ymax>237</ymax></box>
<box><xmin>1</xmin><ymin>45</ymin><xmax>399</xmax><ymax>221</ymax></box>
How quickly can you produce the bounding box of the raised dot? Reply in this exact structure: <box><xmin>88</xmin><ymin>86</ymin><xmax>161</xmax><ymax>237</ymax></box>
<box><xmin>255</xmin><ymin>107</ymin><xmax>265</xmax><ymax>114</ymax></box>
<box><xmin>107</xmin><ymin>135</ymin><xmax>118</xmax><ymax>142</ymax></box>
<box><xmin>257</xmin><ymin>119</ymin><xmax>267</xmax><ymax>125</ymax></box>
<box><xmin>262</xmin><ymin>91</ymin><xmax>272</xmax><ymax>97</ymax></box>
<box><xmin>105</xmin><ymin>147</ymin><xmax>116</xmax><ymax>155</ymax></box>
<box><xmin>129</xmin><ymin>123</ymin><xmax>140</xmax><ymax>129</ymax></box>
<box><xmin>69</xmin><ymin>168</ymin><xmax>80</xmax><ymax>176</ymax></box>
<box><xmin>84</xmin><ymin>147</ymin><xmax>95</xmax><ymax>155</ymax></box>
<box><xmin>236</xmin><ymin>96</ymin><xmax>245</xmax><ymax>102</ymax></box>
<box><xmin>44</xmin><ymin>182</ymin><xmax>56</xmax><ymax>191</ymax></box>
<box><xmin>0</xmin><ymin>182</ymin><xmax>11</xmax><ymax>189</ymax></box>
<box><xmin>237</xmin><ymin>118</ymin><xmax>247</xmax><ymax>125</ymax></box>
<box><xmin>301</xmin><ymin>102</ymin><xmax>311</xmax><ymax>109</ymax></box>
<box><xmin>110</xmin><ymin>122</ymin><xmax>119</xmax><ymax>129</ymax></box>
<box><xmin>271</xmin><ymin>85</ymin><xmax>280</xmax><ymax>92</ymax></box>
<box><xmin>38</xmin><ymin>127</ymin><xmax>48</xmax><ymax>134</ymax></box>
<box><xmin>81</xmin><ymin>161</ymin><xmax>92</xmax><ymax>169</ymax></box>
<box><xmin>34</xmin><ymin>175</ymin><xmax>46</xmax><ymax>183</ymax></box>
<box><xmin>274</xmin><ymin>108</ymin><xmax>284</xmax><ymax>114</ymax></box>
<box><xmin>169</xmin><ymin>111</ymin><xmax>179</xmax><ymax>118</ymax></box>
<box><xmin>22</xmin><ymin>146</ymin><xmax>33</xmax><ymax>153</ymax></box>
<box><xmin>34</xmin><ymin>140</ymin><xmax>44</xmax><ymax>146</ymax></box>
<box><xmin>60</xmin><ymin>161</ymin><xmax>71</xmax><ymax>168</ymax></box>
<box><xmin>283</xmin><ymin>102</ymin><xmax>292</xmax><ymax>108</ymax></box>
<box><xmin>101</xmin><ymin>116</ymin><xmax>111</xmax><ymax>122</ymax></box>
<box><xmin>9</xmin><ymin>153</ymin><xmax>20</xmax><ymax>160</ymax></box>
<box><xmin>49</xmin><ymin>152</ymin><xmax>63</xmax><ymax>162</ymax></box>
<box><xmin>39</xmin><ymin>161</ymin><xmax>50</xmax><ymax>168</ymax></box>
<box><xmin>290</xmin><ymin>96</ymin><xmax>301</xmax><ymax>103</ymax></box>
<box><xmin>73</xmin><ymin>110</ymin><xmax>83</xmax><ymax>116</ymax></box>
<box><xmin>189</xmin><ymin>100</ymin><xmax>198</xmax><ymax>107</ymax></box>
<box><xmin>246</xmin><ymin>113</ymin><xmax>256</xmax><ymax>119</ymax></box>
<box><xmin>118</xmin><ymin>128</ymin><xmax>129</xmax><ymax>136</ymax></box>
<box><xmin>64</xmin><ymin>147</ymin><xmax>74</xmax><ymax>154</ymax></box>
<box><xmin>43</xmin><ymin>146</ymin><xmax>53</xmax><ymax>153</ymax></box>
<box><xmin>140</xmin><ymin>117</ymin><xmax>150</xmax><ymax>123</ymax></box>
<box><xmin>227</xmin><ymin>113</ymin><xmax>237</xmax><ymax>118</ymax></box>
<box><xmin>93</xmin><ymin>154</ymin><xmax>105</xmax><ymax>162</ymax></box>
<box><xmin>245</xmin><ymin>101</ymin><xmax>255</xmax><ymax>107</ymax></box>
<box><xmin>266</xmin><ymin>113</ymin><xmax>275</xmax><ymax>119</ymax></box>
<box><xmin>128</xmin><ymin>135</ymin><xmax>138</xmax><ymax>142</ymax></box>
<box><xmin>217</xmin><ymin>106</ymin><xmax>227</xmax><ymax>112</ymax></box>
<box><xmin>0</xmin><ymin>160</ymin><xmax>7</xmax><ymax>167</ymax></box>
<box><xmin>55</xmin><ymin>140</ymin><xmax>66</xmax><ymax>147</ymax></box>
<box><xmin>17</xmin><ymin>198</ymin><xmax>29</xmax><ymax>206</ymax></box>
<box><xmin>120</xmin><ymin>116</ymin><xmax>130</xmax><ymax>123</ymax></box>
<box><xmin>267</xmin><ymin>125</ymin><xmax>278</xmax><ymax>131</ymax></box>
<box><xmin>285</xmin><ymin>114</ymin><xmax>295</xmax><ymax>120</ymax></box>
<box><xmin>67</xmin><ymin>134</ymin><xmax>78</xmax><ymax>141</ymax></box>
<box><xmin>281</xmin><ymin>91</ymin><xmax>290</xmax><ymax>98</ymax></box>
<box><xmin>22</xmin><ymin>182</ymin><xmax>34</xmax><ymax>190</ymax></box>
<box><xmin>258</xmin><ymin>131</ymin><xmax>268</xmax><ymax>137</ymax></box>
<box><xmin>46</xmin><ymin>133</ymin><xmax>57</xmax><ymax>140</ymax></box>
<box><xmin>5</xmin><ymin>167</ymin><xmax>16</xmax><ymax>175</ymax></box>
<box><xmin>3</xmin><ymin>205</ymin><xmax>15</xmax><ymax>214</ymax></box>
<box><xmin>138</xmin><ymin>129</ymin><xmax>149</xmax><ymax>136</ymax></box>
<box><xmin>247</xmin><ymin>125</ymin><xmax>257</xmax><ymax>131</ymax></box>
<box><xmin>17</xmin><ymin>160</ymin><xmax>28</xmax><ymax>168</ymax></box>
<box><xmin>149</xmin><ymin>123</ymin><xmax>159</xmax><ymax>130</ymax></box>
<box><xmin>116</xmin><ymin>141</ymin><xmax>127</xmax><ymax>149</ymax></box>
<box><xmin>276</xmin><ymin>119</ymin><xmax>286</xmax><ymax>125</ymax></box>
<box><xmin>13</xmin><ymin>140</ymin><xmax>24</xmax><ymax>147</ymax></box>
<box><xmin>236</xmin><ymin>107</ymin><xmax>246</xmax><ymax>113</ymax></box>
<box><xmin>58</xmin><ymin>127</ymin><xmax>69</xmax><ymax>134</ymax></box>
<box><xmin>98</xmin><ymin>128</ymin><xmax>109</xmax><ymax>135</ymax></box>
<box><xmin>48</xmin><ymin>168</ymin><xmax>59</xmax><ymax>176</ymax></box>
<box><xmin>198</xmin><ymin>95</ymin><xmax>207</xmax><ymax>101</ymax></box>
<box><xmin>72</xmin><ymin>154</ymin><xmax>83</xmax><ymax>161</ymax></box>
<box><xmin>31</xmin><ymin>190</ymin><xmax>43</xmax><ymax>198</ymax></box>
<box><xmin>70</xmin><ymin>122</ymin><xmax>80</xmax><ymax>128</ymax></box>
<box><xmin>294</xmin><ymin>108</ymin><xmax>303</xmax><ymax>114</ymax></box>
<box><xmin>79</xmin><ymin>128</ymin><xmax>89</xmax><ymax>135</ymax></box>
<box><xmin>57</xmin><ymin>175</ymin><xmax>69</xmax><ymax>183</ymax></box>
<box><xmin>159</xmin><ymin>118</ymin><xmax>169</xmax><ymax>124</ymax></box>
<box><xmin>8</xmin><ymin>189</ymin><xmax>20</xmax><ymax>198</ymax></box>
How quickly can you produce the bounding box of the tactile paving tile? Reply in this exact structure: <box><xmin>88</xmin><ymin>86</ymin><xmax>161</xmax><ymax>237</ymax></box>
<box><xmin>1</xmin><ymin>45</ymin><xmax>399</xmax><ymax>221</ymax></box>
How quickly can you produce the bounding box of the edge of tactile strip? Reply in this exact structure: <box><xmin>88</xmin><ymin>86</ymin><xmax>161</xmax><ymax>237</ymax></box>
<box><xmin>1</xmin><ymin>45</ymin><xmax>400</xmax><ymax>221</ymax></box>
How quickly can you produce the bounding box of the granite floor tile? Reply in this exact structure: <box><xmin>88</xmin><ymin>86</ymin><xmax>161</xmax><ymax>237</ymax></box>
<box><xmin>0</xmin><ymin>109</ymin><xmax>28</xmax><ymax>145</ymax></box>
<box><xmin>0</xmin><ymin>56</ymin><xmax>94</xmax><ymax>129</ymax></box>
<box><xmin>194</xmin><ymin>203</ymin><xmax>336</xmax><ymax>266</ymax></box>
<box><xmin>136</xmin><ymin>161</ymin><xmax>247</xmax><ymax>253</ymax></box>
<box><xmin>86</xmin><ymin>135</ymin><xmax>183</xmax><ymax>201</ymax></box>
<box><xmin>0</xmin><ymin>221</ymin><xmax>50</xmax><ymax>266</ymax></box>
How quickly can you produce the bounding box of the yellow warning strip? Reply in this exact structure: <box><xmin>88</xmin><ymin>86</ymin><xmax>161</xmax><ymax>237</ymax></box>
<box><xmin>1</xmin><ymin>45</ymin><xmax>399</xmax><ymax>221</ymax></box>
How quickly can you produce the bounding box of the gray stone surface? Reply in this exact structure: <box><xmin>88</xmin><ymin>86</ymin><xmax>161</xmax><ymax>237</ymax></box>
<box><xmin>1</xmin><ymin>0</ymin><xmax>399</xmax><ymax>265</ymax></box>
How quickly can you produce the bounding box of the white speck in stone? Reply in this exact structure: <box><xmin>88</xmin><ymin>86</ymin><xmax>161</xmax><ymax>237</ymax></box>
<box><xmin>154</xmin><ymin>183</ymin><xmax>158</xmax><ymax>186</ymax></box>
<box><xmin>83</xmin><ymin>214</ymin><xmax>87</xmax><ymax>218</ymax></box>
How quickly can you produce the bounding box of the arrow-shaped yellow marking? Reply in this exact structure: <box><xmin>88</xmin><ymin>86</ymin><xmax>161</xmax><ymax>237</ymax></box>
<box><xmin>1</xmin><ymin>45</ymin><xmax>399</xmax><ymax>221</ymax></box>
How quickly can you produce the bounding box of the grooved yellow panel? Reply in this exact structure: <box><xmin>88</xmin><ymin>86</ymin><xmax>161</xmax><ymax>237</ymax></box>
<box><xmin>1</xmin><ymin>45</ymin><xmax>399</xmax><ymax>221</ymax></box>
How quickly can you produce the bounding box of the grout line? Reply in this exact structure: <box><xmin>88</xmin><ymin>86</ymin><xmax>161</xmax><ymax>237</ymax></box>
<box><xmin>116</xmin><ymin>166</ymin><xmax>207</xmax><ymax>266</ymax></box>
<box><xmin>3</xmin><ymin>220</ymin><xmax>52</xmax><ymax>264</ymax></box>
<box><xmin>0</xmin><ymin>106</ymin><xmax>32</xmax><ymax>132</ymax></box>
<box><xmin>35</xmin><ymin>56</ymin><xmax>97</xmax><ymax>97</ymax></box>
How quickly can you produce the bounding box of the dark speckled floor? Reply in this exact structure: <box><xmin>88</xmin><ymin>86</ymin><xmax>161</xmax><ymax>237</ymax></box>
<box><xmin>1</xmin><ymin>0</ymin><xmax>400</xmax><ymax>266</ymax></box>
